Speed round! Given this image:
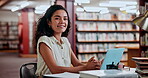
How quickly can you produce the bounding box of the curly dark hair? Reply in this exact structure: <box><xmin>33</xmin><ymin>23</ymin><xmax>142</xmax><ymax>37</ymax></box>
<box><xmin>34</xmin><ymin>5</ymin><xmax>71</xmax><ymax>48</ymax></box>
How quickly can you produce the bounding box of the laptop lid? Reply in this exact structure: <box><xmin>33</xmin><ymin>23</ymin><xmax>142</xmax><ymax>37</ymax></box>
<box><xmin>100</xmin><ymin>48</ymin><xmax>125</xmax><ymax>70</ymax></box>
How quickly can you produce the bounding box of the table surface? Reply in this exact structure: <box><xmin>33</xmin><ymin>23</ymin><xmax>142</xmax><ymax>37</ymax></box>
<box><xmin>43</xmin><ymin>68</ymin><xmax>138</xmax><ymax>78</ymax></box>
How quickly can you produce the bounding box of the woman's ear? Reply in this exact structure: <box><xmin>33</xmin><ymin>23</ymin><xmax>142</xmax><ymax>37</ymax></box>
<box><xmin>47</xmin><ymin>20</ymin><xmax>51</xmax><ymax>26</ymax></box>
<box><xmin>48</xmin><ymin>22</ymin><xmax>51</xmax><ymax>26</ymax></box>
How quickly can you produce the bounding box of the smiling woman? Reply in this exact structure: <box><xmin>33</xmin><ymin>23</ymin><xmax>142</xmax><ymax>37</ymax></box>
<box><xmin>34</xmin><ymin>5</ymin><xmax>101</xmax><ymax>78</ymax></box>
<box><xmin>48</xmin><ymin>10</ymin><xmax>68</xmax><ymax>34</ymax></box>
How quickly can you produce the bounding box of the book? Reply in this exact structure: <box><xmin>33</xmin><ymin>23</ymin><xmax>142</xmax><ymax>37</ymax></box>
<box><xmin>136</xmin><ymin>67</ymin><xmax>148</xmax><ymax>74</ymax></box>
<box><xmin>135</xmin><ymin>70</ymin><xmax>148</xmax><ymax>78</ymax></box>
<box><xmin>136</xmin><ymin>64</ymin><xmax>148</xmax><ymax>69</ymax></box>
<box><xmin>43</xmin><ymin>72</ymin><xmax>80</xmax><ymax>78</ymax></box>
<box><xmin>132</xmin><ymin>57</ymin><xmax>148</xmax><ymax>62</ymax></box>
<box><xmin>132</xmin><ymin>57</ymin><xmax>148</xmax><ymax>78</ymax></box>
<box><xmin>136</xmin><ymin>62</ymin><xmax>148</xmax><ymax>66</ymax></box>
<box><xmin>79</xmin><ymin>69</ymin><xmax>138</xmax><ymax>78</ymax></box>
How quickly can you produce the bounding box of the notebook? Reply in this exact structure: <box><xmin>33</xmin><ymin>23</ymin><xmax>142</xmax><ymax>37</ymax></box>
<box><xmin>100</xmin><ymin>48</ymin><xmax>125</xmax><ymax>70</ymax></box>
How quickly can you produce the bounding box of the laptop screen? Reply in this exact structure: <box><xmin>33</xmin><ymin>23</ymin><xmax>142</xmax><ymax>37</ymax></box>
<box><xmin>100</xmin><ymin>48</ymin><xmax>125</xmax><ymax>70</ymax></box>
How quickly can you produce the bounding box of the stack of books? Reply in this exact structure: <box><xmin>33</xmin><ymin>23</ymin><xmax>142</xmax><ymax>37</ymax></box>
<box><xmin>132</xmin><ymin>57</ymin><xmax>148</xmax><ymax>78</ymax></box>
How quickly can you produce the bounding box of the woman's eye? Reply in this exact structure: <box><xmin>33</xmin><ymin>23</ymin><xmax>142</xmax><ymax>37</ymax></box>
<box><xmin>64</xmin><ymin>18</ymin><xmax>68</xmax><ymax>20</ymax></box>
<box><xmin>55</xmin><ymin>18</ymin><xmax>59</xmax><ymax>20</ymax></box>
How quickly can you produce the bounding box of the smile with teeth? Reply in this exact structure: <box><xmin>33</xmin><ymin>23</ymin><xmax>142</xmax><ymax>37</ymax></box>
<box><xmin>57</xmin><ymin>25</ymin><xmax>65</xmax><ymax>27</ymax></box>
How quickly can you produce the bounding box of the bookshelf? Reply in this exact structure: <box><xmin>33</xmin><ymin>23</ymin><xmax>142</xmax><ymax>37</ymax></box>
<box><xmin>138</xmin><ymin>0</ymin><xmax>148</xmax><ymax>57</ymax></box>
<box><xmin>139</xmin><ymin>29</ymin><xmax>148</xmax><ymax>57</ymax></box>
<box><xmin>0</xmin><ymin>21</ymin><xmax>19</xmax><ymax>52</ymax></box>
<box><xmin>75</xmin><ymin>12</ymin><xmax>140</xmax><ymax>66</ymax></box>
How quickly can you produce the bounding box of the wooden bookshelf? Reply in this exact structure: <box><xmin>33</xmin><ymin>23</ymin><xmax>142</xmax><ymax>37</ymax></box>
<box><xmin>77</xmin><ymin>40</ymin><xmax>139</xmax><ymax>43</ymax></box>
<box><xmin>77</xmin><ymin>19</ymin><xmax>133</xmax><ymax>22</ymax></box>
<box><xmin>0</xmin><ymin>22</ymin><xmax>19</xmax><ymax>52</ymax></box>
<box><xmin>75</xmin><ymin>12</ymin><xmax>140</xmax><ymax>66</ymax></box>
<box><xmin>138</xmin><ymin>0</ymin><xmax>148</xmax><ymax>58</ymax></box>
<box><xmin>139</xmin><ymin>29</ymin><xmax>148</xmax><ymax>57</ymax></box>
<box><xmin>78</xmin><ymin>30</ymin><xmax>139</xmax><ymax>32</ymax></box>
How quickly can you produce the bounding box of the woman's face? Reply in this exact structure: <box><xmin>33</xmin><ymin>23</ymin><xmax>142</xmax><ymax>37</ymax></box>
<box><xmin>48</xmin><ymin>10</ymin><xmax>68</xmax><ymax>34</ymax></box>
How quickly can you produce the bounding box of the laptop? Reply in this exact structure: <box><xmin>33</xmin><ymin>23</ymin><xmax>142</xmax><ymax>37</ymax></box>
<box><xmin>100</xmin><ymin>48</ymin><xmax>125</xmax><ymax>70</ymax></box>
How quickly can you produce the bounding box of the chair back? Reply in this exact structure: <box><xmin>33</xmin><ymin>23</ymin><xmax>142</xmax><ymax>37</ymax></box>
<box><xmin>20</xmin><ymin>63</ymin><xmax>37</xmax><ymax>78</ymax></box>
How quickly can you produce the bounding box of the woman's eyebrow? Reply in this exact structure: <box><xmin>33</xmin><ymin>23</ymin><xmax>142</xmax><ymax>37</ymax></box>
<box><xmin>53</xmin><ymin>15</ymin><xmax>68</xmax><ymax>17</ymax></box>
<box><xmin>53</xmin><ymin>15</ymin><xmax>60</xmax><ymax>17</ymax></box>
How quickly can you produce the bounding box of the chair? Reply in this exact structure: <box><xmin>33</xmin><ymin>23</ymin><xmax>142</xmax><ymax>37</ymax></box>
<box><xmin>20</xmin><ymin>63</ymin><xmax>37</xmax><ymax>78</ymax></box>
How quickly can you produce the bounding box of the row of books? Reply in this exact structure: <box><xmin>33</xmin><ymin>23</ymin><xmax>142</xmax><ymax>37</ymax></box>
<box><xmin>78</xmin><ymin>53</ymin><xmax>127</xmax><ymax>62</ymax></box>
<box><xmin>0</xmin><ymin>22</ymin><xmax>19</xmax><ymax>50</ymax></box>
<box><xmin>77</xmin><ymin>43</ymin><xmax>134</xmax><ymax>52</ymax></box>
<box><xmin>0</xmin><ymin>26</ymin><xmax>7</xmax><ymax>30</ymax></box>
<box><xmin>0</xmin><ymin>37</ymin><xmax>18</xmax><ymax>39</ymax></box>
<box><xmin>0</xmin><ymin>26</ymin><xmax>18</xmax><ymax>31</ymax></box>
<box><xmin>0</xmin><ymin>39</ymin><xmax>19</xmax><ymax>49</ymax></box>
<box><xmin>141</xmin><ymin>50</ymin><xmax>148</xmax><ymax>57</ymax></box>
<box><xmin>0</xmin><ymin>44</ymin><xmax>18</xmax><ymax>49</ymax></box>
<box><xmin>0</xmin><ymin>21</ymin><xmax>18</xmax><ymax>26</ymax></box>
<box><xmin>132</xmin><ymin>57</ymin><xmax>148</xmax><ymax>78</ymax></box>
<box><xmin>76</xmin><ymin>22</ymin><xmax>139</xmax><ymax>31</ymax></box>
<box><xmin>0</xmin><ymin>40</ymin><xmax>19</xmax><ymax>43</ymax></box>
<box><xmin>0</xmin><ymin>26</ymin><xmax>18</xmax><ymax>30</ymax></box>
<box><xmin>76</xmin><ymin>12</ymin><xmax>135</xmax><ymax>20</ymax></box>
<box><xmin>140</xmin><ymin>33</ymin><xmax>148</xmax><ymax>46</ymax></box>
<box><xmin>77</xmin><ymin>43</ymin><xmax>115</xmax><ymax>52</ymax></box>
<box><xmin>0</xmin><ymin>30</ymin><xmax>18</xmax><ymax>35</ymax></box>
<box><xmin>0</xmin><ymin>33</ymin><xmax>18</xmax><ymax>37</ymax></box>
<box><xmin>77</xmin><ymin>33</ymin><xmax>139</xmax><ymax>41</ymax></box>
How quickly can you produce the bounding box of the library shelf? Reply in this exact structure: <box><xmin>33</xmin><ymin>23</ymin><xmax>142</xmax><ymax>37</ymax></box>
<box><xmin>78</xmin><ymin>30</ymin><xmax>139</xmax><ymax>32</ymax></box>
<box><xmin>77</xmin><ymin>40</ymin><xmax>139</xmax><ymax>43</ymax></box>
<box><xmin>139</xmin><ymin>29</ymin><xmax>148</xmax><ymax>57</ymax></box>
<box><xmin>78</xmin><ymin>51</ymin><xmax>128</xmax><ymax>54</ymax></box>
<box><xmin>0</xmin><ymin>22</ymin><xmax>19</xmax><ymax>53</ymax></box>
<box><xmin>75</xmin><ymin>12</ymin><xmax>140</xmax><ymax>67</ymax></box>
<box><xmin>0</xmin><ymin>49</ymin><xmax>19</xmax><ymax>53</ymax></box>
<box><xmin>77</xmin><ymin>19</ymin><xmax>133</xmax><ymax>22</ymax></box>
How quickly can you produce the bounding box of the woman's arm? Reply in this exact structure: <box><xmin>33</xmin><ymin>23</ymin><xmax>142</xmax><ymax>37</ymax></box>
<box><xmin>70</xmin><ymin>49</ymin><xmax>84</xmax><ymax>67</ymax></box>
<box><xmin>39</xmin><ymin>43</ymin><xmax>99</xmax><ymax>74</ymax></box>
<box><xmin>71</xmin><ymin>48</ymin><xmax>101</xmax><ymax>70</ymax></box>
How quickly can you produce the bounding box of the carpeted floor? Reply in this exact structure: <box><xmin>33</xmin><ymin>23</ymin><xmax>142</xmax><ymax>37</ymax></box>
<box><xmin>0</xmin><ymin>52</ymin><xmax>36</xmax><ymax>78</ymax></box>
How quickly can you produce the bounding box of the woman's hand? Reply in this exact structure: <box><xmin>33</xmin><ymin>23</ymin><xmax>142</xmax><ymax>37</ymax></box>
<box><xmin>84</xmin><ymin>56</ymin><xmax>101</xmax><ymax>70</ymax></box>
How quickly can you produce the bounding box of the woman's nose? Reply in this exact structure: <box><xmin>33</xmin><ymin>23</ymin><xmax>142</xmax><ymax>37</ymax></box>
<box><xmin>59</xmin><ymin>18</ymin><xmax>65</xmax><ymax>23</ymax></box>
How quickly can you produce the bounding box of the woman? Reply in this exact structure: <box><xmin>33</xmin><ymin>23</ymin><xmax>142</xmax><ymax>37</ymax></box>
<box><xmin>35</xmin><ymin>5</ymin><xmax>100</xmax><ymax>77</ymax></box>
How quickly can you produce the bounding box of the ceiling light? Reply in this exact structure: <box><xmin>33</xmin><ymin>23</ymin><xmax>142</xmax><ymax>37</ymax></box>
<box><xmin>75</xmin><ymin>0</ymin><xmax>90</xmax><ymax>4</ymax></box>
<box><xmin>109</xmin><ymin>1</ymin><xmax>137</xmax><ymax>5</ymax></box>
<box><xmin>35</xmin><ymin>10</ymin><xmax>45</xmax><ymax>14</ymax></box>
<box><xmin>126</xmin><ymin>10</ymin><xmax>137</xmax><ymax>14</ymax></box>
<box><xmin>84</xmin><ymin>7</ymin><xmax>108</xmax><ymax>12</ymax></box>
<box><xmin>11</xmin><ymin>7</ymin><xmax>20</xmax><ymax>12</ymax></box>
<box><xmin>99</xmin><ymin>3</ymin><xmax>126</xmax><ymax>7</ymax></box>
<box><xmin>35</xmin><ymin>5</ymin><xmax>49</xmax><ymax>11</ymax></box>
<box><xmin>120</xmin><ymin>6</ymin><xmax>137</xmax><ymax>11</ymax></box>
<box><xmin>10</xmin><ymin>1</ymin><xmax>31</xmax><ymax>12</ymax></box>
<box><xmin>100</xmin><ymin>10</ymin><xmax>109</xmax><ymax>14</ymax></box>
<box><xmin>76</xmin><ymin>8</ymin><xmax>84</xmax><ymax>12</ymax></box>
<box><xmin>35</xmin><ymin>5</ymin><xmax>50</xmax><ymax>14</ymax></box>
<box><xmin>74</xmin><ymin>2</ymin><xmax>77</xmax><ymax>6</ymax></box>
<box><xmin>20</xmin><ymin>2</ymin><xmax>30</xmax><ymax>8</ymax></box>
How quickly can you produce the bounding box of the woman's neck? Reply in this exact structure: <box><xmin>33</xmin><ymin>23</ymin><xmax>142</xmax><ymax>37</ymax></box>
<box><xmin>54</xmin><ymin>33</ymin><xmax>62</xmax><ymax>43</ymax></box>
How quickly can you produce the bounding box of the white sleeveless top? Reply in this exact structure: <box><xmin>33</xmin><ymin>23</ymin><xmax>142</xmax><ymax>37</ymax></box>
<box><xmin>35</xmin><ymin>36</ymin><xmax>72</xmax><ymax>76</ymax></box>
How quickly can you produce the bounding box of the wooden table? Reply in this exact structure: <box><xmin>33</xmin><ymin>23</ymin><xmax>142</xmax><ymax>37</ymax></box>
<box><xmin>115</xmin><ymin>45</ymin><xmax>140</xmax><ymax>68</ymax></box>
